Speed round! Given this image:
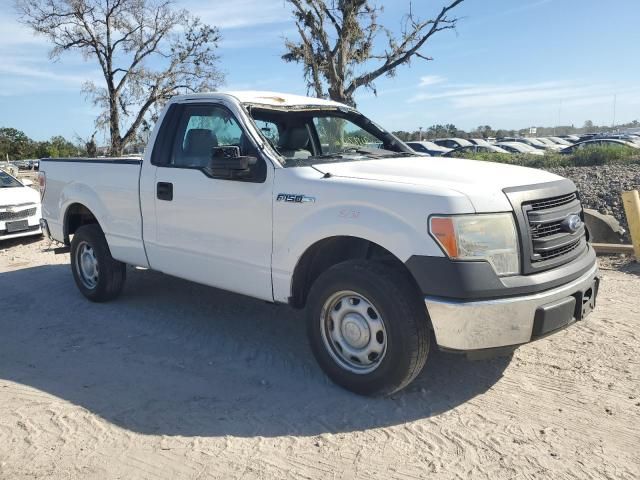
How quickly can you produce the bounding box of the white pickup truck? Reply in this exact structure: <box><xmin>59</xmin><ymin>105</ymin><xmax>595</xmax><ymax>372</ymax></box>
<box><xmin>39</xmin><ymin>91</ymin><xmax>599</xmax><ymax>395</ymax></box>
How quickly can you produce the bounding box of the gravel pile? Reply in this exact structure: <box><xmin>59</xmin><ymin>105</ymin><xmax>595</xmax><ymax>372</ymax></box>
<box><xmin>545</xmin><ymin>165</ymin><xmax>640</xmax><ymax>241</ymax></box>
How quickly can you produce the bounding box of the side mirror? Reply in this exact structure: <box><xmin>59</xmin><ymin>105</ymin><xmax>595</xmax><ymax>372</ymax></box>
<box><xmin>21</xmin><ymin>179</ymin><xmax>34</xmax><ymax>187</ymax></box>
<box><xmin>206</xmin><ymin>146</ymin><xmax>257</xmax><ymax>179</ymax></box>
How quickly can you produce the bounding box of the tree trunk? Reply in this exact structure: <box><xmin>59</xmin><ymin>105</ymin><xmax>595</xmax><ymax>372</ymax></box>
<box><xmin>328</xmin><ymin>85</ymin><xmax>354</xmax><ymax>107</ymax></box>
<box><xmin>109</xmin><ymin>95</ymin><xmax>123</xmax><ymax>156</ymax></box>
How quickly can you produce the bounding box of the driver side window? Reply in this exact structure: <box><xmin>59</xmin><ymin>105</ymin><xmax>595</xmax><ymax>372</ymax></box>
<box><xmin>172</xmin><ymin>105</ymin><xmax>251</xmax><ymax>168</ymax></box>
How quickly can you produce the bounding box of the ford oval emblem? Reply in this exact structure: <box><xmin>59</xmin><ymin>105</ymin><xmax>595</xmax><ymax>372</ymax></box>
<box><xmin>561</xmin><ymin>214</ymin><xmax>583</xmax><ymax>233</ymax></box>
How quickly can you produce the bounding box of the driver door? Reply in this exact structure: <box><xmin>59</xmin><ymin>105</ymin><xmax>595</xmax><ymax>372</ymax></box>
<box><xmin>142</xmin><ymin>103</ymin><xmax>274</xmax><ymax>301</ymax></box>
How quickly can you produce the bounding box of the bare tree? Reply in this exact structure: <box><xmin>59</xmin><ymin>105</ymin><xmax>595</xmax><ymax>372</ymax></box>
<box><xmin>283</xmin><ymin>0</ymin><xmax>463</xmax><ymax>106</ymax></box>
<box><xmin>17</xmin><ymin>0</ymin><xmax>224</xmax><ymax>155</ymax></box>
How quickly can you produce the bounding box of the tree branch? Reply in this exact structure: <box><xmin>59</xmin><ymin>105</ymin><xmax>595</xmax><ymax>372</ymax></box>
<box><xmin>346</xmin><ymin>0</ymin><xmax>463</xmax><ymax>97</ymax></box>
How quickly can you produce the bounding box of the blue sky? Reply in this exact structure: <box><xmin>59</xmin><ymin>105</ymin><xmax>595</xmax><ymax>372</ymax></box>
<box><xmin>0</xmin><ymin>0</ymin><xmax>639</xmax><ymax>142</ymax></box>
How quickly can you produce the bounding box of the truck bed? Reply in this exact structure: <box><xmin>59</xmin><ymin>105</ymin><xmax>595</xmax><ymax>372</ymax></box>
<box><xmin>40</xmin><ymin>157</ymin><xmax>148</xmax><ymax>267</ymax></box>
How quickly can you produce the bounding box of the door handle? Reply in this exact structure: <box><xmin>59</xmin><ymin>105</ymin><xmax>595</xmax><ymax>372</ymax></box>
<box><xmin>157</xmin><ymin>182</ymin><xmax>173</xmax><ymax>201</ymax></box>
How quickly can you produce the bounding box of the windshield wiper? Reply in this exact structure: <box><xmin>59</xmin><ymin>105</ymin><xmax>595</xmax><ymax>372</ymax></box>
<box><xmin>307</xmin><ymin>153</ymin><xmax>345</xmax><ymax>160</ymax></box>
<box><xmin>378</xmin><ymin>151</ymin><xmax>418</xmax><ymax>158</ymax></box>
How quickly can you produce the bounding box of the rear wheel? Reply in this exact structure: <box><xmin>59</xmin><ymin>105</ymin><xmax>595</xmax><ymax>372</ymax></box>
<box><xmin>306</xmin><ymin>260</ymin><xmax>430</xmax><ymax>396</ymax></box>
<box><xmin>70</xmin><ymin>224</ymin><xmax>126</xmax><ymax>302</ymax></box>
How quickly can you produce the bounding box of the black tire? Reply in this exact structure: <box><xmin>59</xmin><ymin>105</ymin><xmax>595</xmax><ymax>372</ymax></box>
<box><xmin>306</xmin><ymin>260</ymin><xmax>430</xmax><ymax>396</ymax></box>
<box><xmin>70</xmin><ymin>224</ymin><xmax>126</xmax><ymax>302</ymax></box>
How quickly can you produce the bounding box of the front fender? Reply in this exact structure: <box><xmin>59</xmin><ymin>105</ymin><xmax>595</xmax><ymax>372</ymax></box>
<box><xmin>271</xmin><ymin>203</ymin><xmax>445</xmax><ymax>303</ymax></box>
<box><xmin>270</xmin><ymin>167</ymin><xmax>476</xmax><ymax>304</ymax></box>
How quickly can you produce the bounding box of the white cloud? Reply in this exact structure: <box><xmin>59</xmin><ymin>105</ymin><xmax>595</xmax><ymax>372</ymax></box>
<box><xmin>0</xmin><ymin>15</ymin><xmax>46</xmax><ymax>47</ymax></box>
<box><xmin>393</xmin><ymin>79</ymin><xmax>640</xmax><ymax>130</ymax></box>
<box><xmin>467</xmin><ymin>0</ymin><xmax>555</xmax><ymax>26</ymax></box>
<box><xmin>222</xmin><ymin>26</ymin><xmax>296</xmax><ymax>49</ymax></box>
<box><xmin>185</xmin><ymin>0</ymin><xmax>290</xmax><ymax>30</ymax></box>
<box><xmin>418</xmin><ymin>75</ymin><xmax>446</xmax><ymax>87</ymax></box>
<box><xmin>0</xmin><ymin>64</ymin><xmax>89</xmax><ymax>86</ymax></box>
<box><xmin>405</xmin><ymin>80</ymin><xmax>640</xmax><ymax>114</ymax></box>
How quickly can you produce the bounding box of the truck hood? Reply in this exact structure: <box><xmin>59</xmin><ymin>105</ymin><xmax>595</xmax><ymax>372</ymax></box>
<box><xmin>0</xmin><ymin>186</ymin><xmax>40</xmax><ymax>207</ymax></box>
<box><xmin>312</xmin><ymin>156</ymin><xmax>566</xmax><ymax>212</ymax></box>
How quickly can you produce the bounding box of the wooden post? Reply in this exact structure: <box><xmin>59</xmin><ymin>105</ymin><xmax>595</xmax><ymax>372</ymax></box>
<box><xmin>622</xmin><ymin>190</ymin><xmax>640</xmax><ymax>261</ymax></box>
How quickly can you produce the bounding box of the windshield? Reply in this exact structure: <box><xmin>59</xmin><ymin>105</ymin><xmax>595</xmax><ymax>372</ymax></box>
<box><xmin>524</xmin><ymin>138</ymin><xmax>545</xmax><ymax>146</ymax></box>
<box><xmin>0</xmin><ymin>170</ymin><xmax>22</xmax><ymax>188</ymax></box>
<box><xmin>406</xmin><ymin>142</ymin><xmax>428</xmax><ymax>153</ymax></box>
<box><xmin>500</xmin><ymin>142</ymin><xmax>529</xmax><ymax>153</ymax></box>
<box><xmin>518</xmin><ymin>143</ymin><xmax>538</xmax><ymax>152</ymax></box>
<box><xmin>247</xmin><ymin>106</ymin><xmax>415</xmax><ymax>166</ymax></box>
<box><xmin>490</xmin><ymin>146</ymin><xmax>509</xmax><ymax>153</ymax></box>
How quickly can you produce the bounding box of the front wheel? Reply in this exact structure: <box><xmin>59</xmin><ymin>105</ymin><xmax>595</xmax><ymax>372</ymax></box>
<box><xmin>70</xmin><ymin>224</ymin><xmax>126</xmax><ymax>302</ymax></box>
<box><xmin>306</xmin><ymin>260</ymin><xmax>430</xmax><ymax>396</ymax></box>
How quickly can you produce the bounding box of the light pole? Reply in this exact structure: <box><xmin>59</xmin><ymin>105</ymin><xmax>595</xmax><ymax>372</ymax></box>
<box><xmin>418</xmin><ymin>126</ymin><xmax>423</xmax><ymax>141</ymax></box>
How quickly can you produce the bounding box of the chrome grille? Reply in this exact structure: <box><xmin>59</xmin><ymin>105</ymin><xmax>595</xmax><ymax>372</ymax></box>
<box><xmin>0</xmin><ymin>207</ymin><xmax>37</xmax><ymax>221</ymax></box>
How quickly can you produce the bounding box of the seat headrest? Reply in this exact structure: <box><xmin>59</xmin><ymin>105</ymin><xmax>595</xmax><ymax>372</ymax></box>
<box><xmin>279</xmin><ymin>126</ymin><xmax>310</xmax><ymax>151</ymax></box>
<box><xmin>184</xmin><ymin>129</ymin><xmax>218</xmax><ymax>156</ymax></box>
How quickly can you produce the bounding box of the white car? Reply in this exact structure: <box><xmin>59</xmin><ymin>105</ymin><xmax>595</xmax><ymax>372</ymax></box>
<box><xmin>495</xmin><ymin>141</ymin><xmax>545</xmax><ymax>156</ymax></box>
<box><xmin>39</xmin><ymin>91</ymin><xmax>598</xmax><ymax>396</ymax></box>
<box><xmin>433</xmin><ymin>137</ymin><xmax>474</xmax><ymax>149</ymax></box>
<box><xmin>0</xmin><ymin>169</ymin><xmax>42</xmax><ymax>241</ymax></box>
<box><xmin>405</xmin><ymin>141</ymin><xmax>452</xmax><ymax>156</ymax></box>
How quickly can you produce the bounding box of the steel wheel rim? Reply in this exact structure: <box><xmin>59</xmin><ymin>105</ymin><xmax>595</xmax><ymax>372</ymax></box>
<box><xmin>320</xmin><ymin>290</ymin><xmax>387</xmax><ymax>374</ymax></box>
<box><xmin>76</xmin><ymin>241</ymin><xmax>99</xmax><ymax>289</ymax></box>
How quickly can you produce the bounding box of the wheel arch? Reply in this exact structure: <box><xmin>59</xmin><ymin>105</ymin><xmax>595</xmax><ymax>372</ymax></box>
<box><xmin>63</xmin><ymin>202</ymin><xmax>102</xmax><ymax>244</ymax></box>
<box><xmin>288</xmin><ymin>235</ymin><xmax>421</xmax><ymax>309</ymax></box>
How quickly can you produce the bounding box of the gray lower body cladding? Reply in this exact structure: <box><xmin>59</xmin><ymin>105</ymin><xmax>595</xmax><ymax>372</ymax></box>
<box><xmin>406</xmin><ymin>246</ymin><xmax>596</xmax><ymax>300</ymax></box>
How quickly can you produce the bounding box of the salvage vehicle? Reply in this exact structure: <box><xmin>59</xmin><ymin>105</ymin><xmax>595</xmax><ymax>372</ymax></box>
<box><xmin>495</xmin><ymin>141</ymin><xmax>545</xmax><ymax>156</ymax></box>
<box><xmin>39</xmin><ymin>91</ymin><xmax>599</xmax><ymax>396</ymax></box>
<box><xmin>0</xmin><ymin>170</ymin><xmax>42</xmax><ymax>241</ymax></box>
<box><xmin>405</xmin><ymin>140</ymin><xmax>452</xmax><ymax>156</ymax></box>
<box><xmin>443</xmin><ymin>145</ymin><xmax>510</xmax><ymax>157</ymax></box>
<box><xmin>433</xmin><ymin>137</ymin><xmax>473</xmax><ymax>149</ymax></box>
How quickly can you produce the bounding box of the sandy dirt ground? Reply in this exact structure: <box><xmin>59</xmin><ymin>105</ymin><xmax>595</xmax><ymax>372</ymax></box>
<box><xmin>0</xmin><ymin>237</ymin><xmax>639</xmax><ymax>479</ymax></box>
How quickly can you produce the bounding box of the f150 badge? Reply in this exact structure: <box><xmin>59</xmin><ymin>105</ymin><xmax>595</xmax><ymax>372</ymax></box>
<box><xmin>276</xmin><ymin>193</ymin><xmax>315</xmax><ymax>203</ymax></box>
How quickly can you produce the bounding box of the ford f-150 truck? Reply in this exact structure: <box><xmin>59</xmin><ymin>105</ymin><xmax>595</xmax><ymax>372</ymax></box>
<box><xmin>39</xmin><ymin>91</ymin><xmax>599</xmax><ymax>396</ymax></box>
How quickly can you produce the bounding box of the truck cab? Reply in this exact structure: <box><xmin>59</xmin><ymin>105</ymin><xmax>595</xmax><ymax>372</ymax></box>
<box><xmin>39</xmin><ymin>91</ymin><xmax>599</xmax><ymax>396</ymax></box>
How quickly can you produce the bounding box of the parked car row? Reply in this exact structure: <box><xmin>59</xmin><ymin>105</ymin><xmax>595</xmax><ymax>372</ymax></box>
<box><xmin>8</xmin><ymin>159</ymin><xmax>40</xmax><ymax>170</ymax></box>
<box><xmin>407</xmin><ymin>132</ymin><xmax>640</xmax><ymax>157</ymax></box>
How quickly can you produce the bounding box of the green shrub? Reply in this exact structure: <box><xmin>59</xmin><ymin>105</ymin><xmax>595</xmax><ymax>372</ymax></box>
<box><xmin>569</xmin><ymin>145</ymin><xmax>638</xmax><ymax>166</ymax></box>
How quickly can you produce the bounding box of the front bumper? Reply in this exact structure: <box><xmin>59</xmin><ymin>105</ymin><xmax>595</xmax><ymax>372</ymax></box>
<box><xmin>0</xmin><ymin>224</ymin><xmax>42</xmax><ymax>240</ymax></box>
<box><xmin>0</xmin><ymin>207</ymin><xmax>42</xmax><ymax>241</ymax></box>
<box><xmin>425</xmin><ymin>262</ymin><xmax>599</xmax><ymax>351</ymax></box>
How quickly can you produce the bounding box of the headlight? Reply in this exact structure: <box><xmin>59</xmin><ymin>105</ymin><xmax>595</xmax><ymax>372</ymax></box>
<box><xmin>429</xmin><ymin>213</ymin><xmax>520</xmax><ymax>276</ymax></box>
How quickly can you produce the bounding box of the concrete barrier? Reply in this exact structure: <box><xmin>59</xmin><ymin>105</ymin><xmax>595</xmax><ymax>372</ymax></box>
<box><xmin>583</xmin><ymin>209</ymin><xmax>626</xmax><ymax>244</ymax></box>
